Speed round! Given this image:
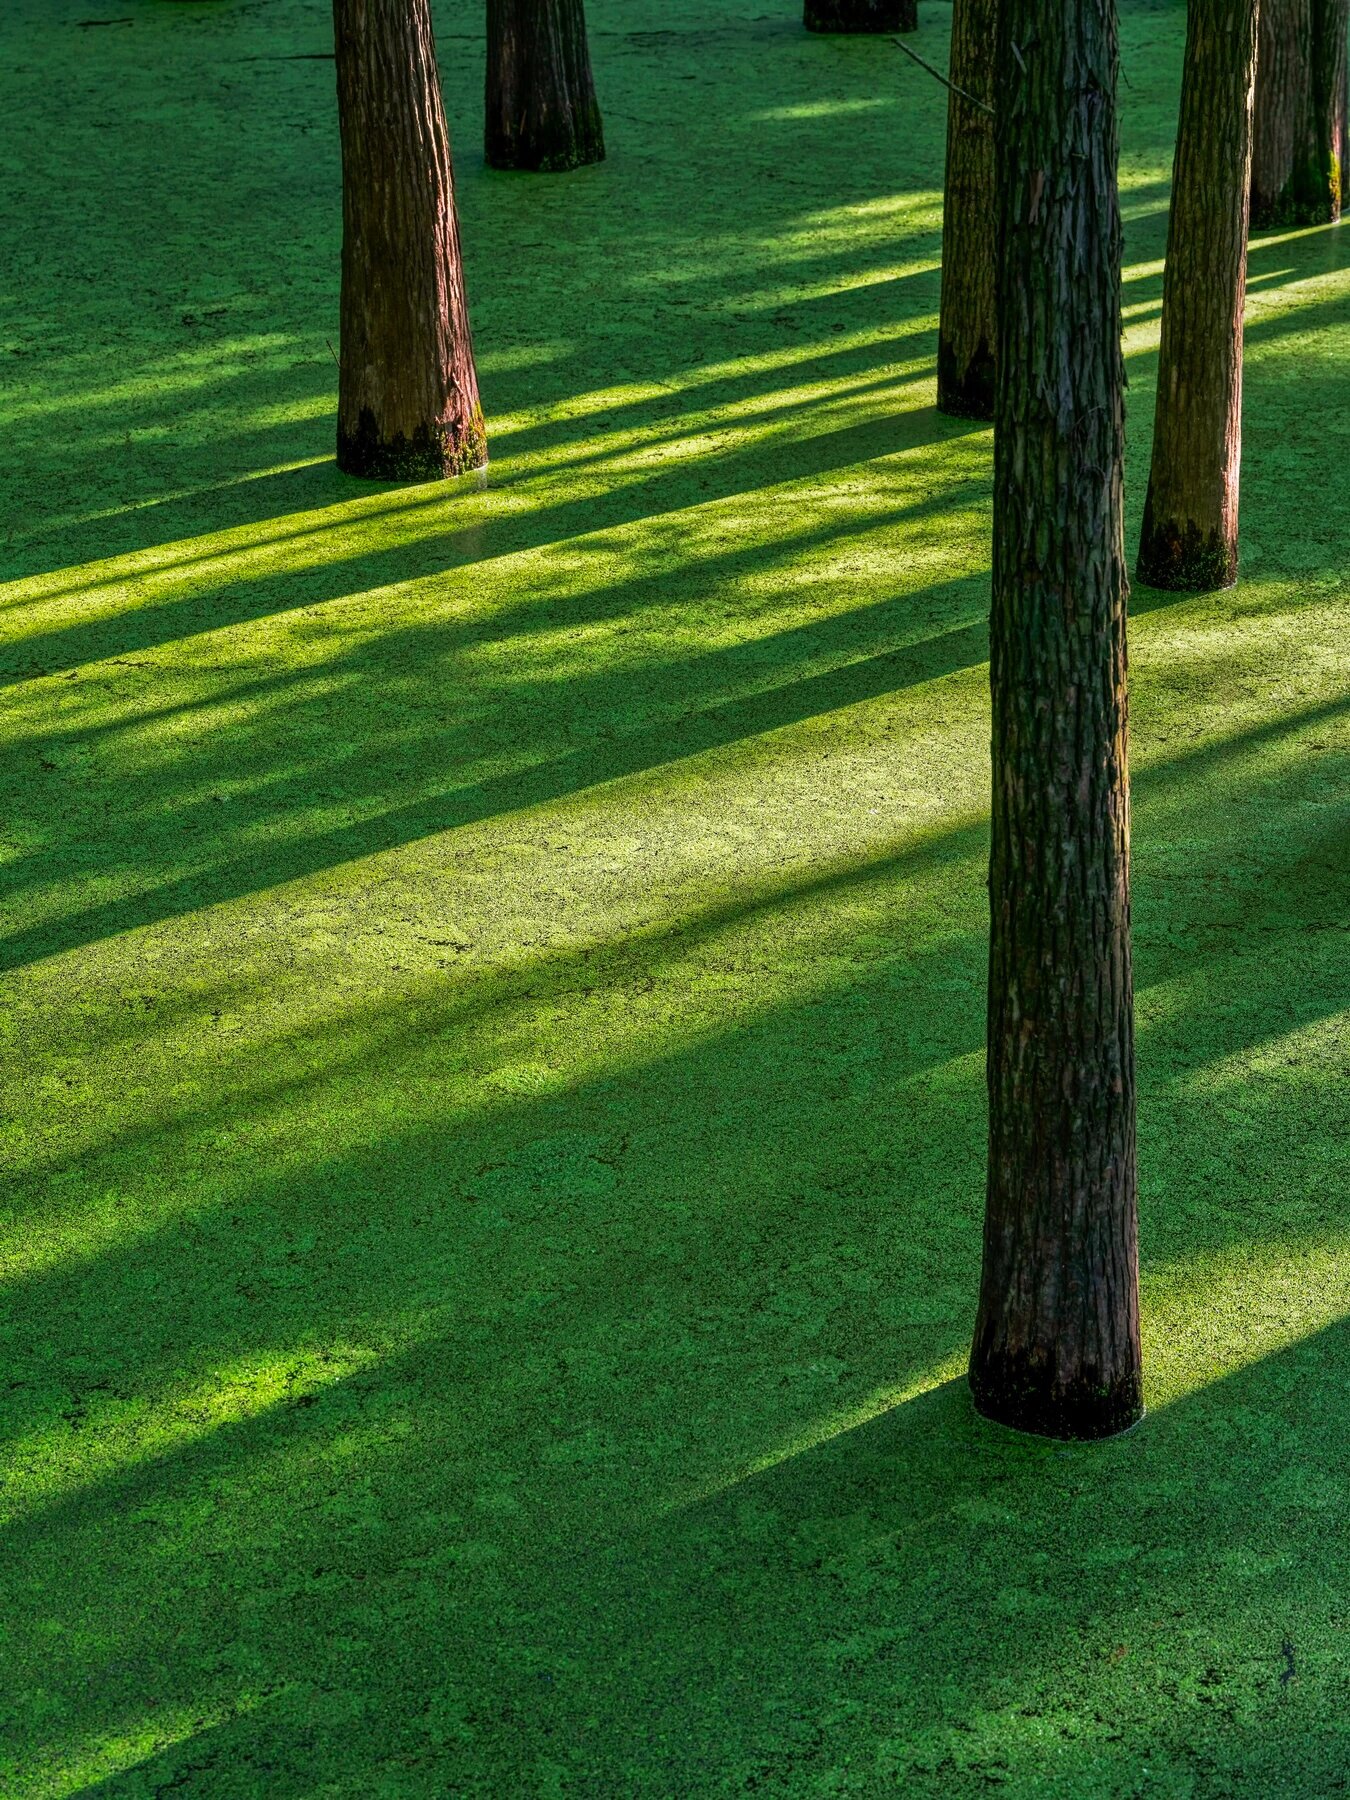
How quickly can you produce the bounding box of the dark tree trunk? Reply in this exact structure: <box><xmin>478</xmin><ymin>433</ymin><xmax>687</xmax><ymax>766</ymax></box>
<box><xmin>1252</xmin><ymin>0</ymin><xmax>1313</xmax><ymax>224</ymax></box>
<box><xmin>1310</xmin><ymin>0</ymin><xmax>1350</xmax><ymax>216</ymax></box>
<box><xmin>937</xmin><ymin>0</ymin><xmax>997</xmax><ymax>419</ymax></box>
<box><xmin>1251</xmin><ymin>0</ymin><xmax>1348</xmax><ymax>225</ymax></box>
<box><xmin>804</xmin><ymin>0</ymin><xmax>917</xmax><ymax>34</ymax></box>
<box><xmin>969</xmin><ymin>0</ymin><xmax>1142</xmax><ymax>1441</ymax></box>
<box><xmin>333</xmin><ymin>0</ymin><xmax>486</xmax><ymax>480</ymax></box>
<box><xmin>1137</xmin><ymin>0</ymin><xmax>1260</xmax><ymax>592</ymax></box>
<box><xmin>485</xmin><ymin>0</ymin><xmax>604</xmax><ymax>172</ymax></box>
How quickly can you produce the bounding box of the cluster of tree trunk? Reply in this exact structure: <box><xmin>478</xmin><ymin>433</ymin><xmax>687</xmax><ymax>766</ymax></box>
<box><xmin>320</xmin><ymin>0</ymin><xmax>1350</xmax><ymax>1437</ymax></box>
<box><xmin>1251</xmin><ymin>0</ymin><xmax>1349</xmax><ymax>225</ymax></box>
<box><xmin>969</xmin><ymin>0</ymin><xmax>1143</xmax><ymax>1441</ymax></box>
<box><xmin>1137</xmin><ymin>0</ymin><xmax>1261</xmax><ymax>592</ymax></box>
<box><xmin>804</xmin><ymin>0</ymin><xmax>918</xmax><ymax>34</ymax></box>
<box><xmin>936</xmin><ymin>0</ymin><xmax>997</xmax><ymax>418</ymax></box>
<box><xmin>485</xmin><ymin>0</ymin><xmax>605</xmax><ymax>171</ymax></box>
<box><xmin>332</xmin><ymin>0</ymin><xmax>486</xmax><ymax>480</ymax></box>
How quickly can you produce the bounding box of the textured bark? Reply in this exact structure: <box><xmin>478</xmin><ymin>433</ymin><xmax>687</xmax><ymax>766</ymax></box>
<box><xmin>804</xmin><ymin>0</ymin><xmax>917</xmax><ymax>34</ymax></box>
<box><xmin>1251</xmin><ymin>0</ymin><xmax>1348</xmax><ymax>224</ymax></box>
<box><xmin>937</xmin><ymin>0</ymin><xmax>998</xmax><ymax>419</ymax></box>
<box><xmin>1137</xmin><ymin>0</ymin><xmax>1259</xmax><ymax>592</ymax></box>
<box><xmin>969</xmin><ymin>0</ymin><xmax>1142</xmax><ymax>1440</ymax></box>
<box><xmin>333</xmin><ymin>0</ymin><xmax>486</xmax><ymax>480</ymax></box>
<box><xmin>1253</xmin><ymin>0</ymin><xmax>1313</xmax><ymax>223</ymax></box>
<box><xmin>485</xmin><ymin>0</ymin><xmax>604</xmax><ymax>172</ymax></box>
<box><xmin>1310</xmin><ymin>0</ymin><xmax>1349</xmax><ymax>216</ymax></box>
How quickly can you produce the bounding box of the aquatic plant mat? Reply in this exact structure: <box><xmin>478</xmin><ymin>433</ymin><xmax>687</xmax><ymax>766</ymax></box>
<box><xmin>1</xmin><ymin>0</ymin><xmax>1347</xmax><ymax>1791</ymax></box>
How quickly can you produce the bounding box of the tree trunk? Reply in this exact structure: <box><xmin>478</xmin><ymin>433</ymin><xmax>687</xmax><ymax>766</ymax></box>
<box><xmin>1251</xmin><ymin>0</ymin><xmax>1348</xmax><ymax>225</ymax></box>
<box><xmin>936</xmin><ymin>0</ymin><xmax>997</xmax><ymax>419</ymax></box>
<box><xmin>1137</xmin><ymin>0</ymin><xmax>1260</xmax><ymax>592</ymax></box>
<box><xmin>1310</xmin><ymin>0</ymin><xmax>1349</xmax><ymax>218</ymax></box>
<box><xmin>804</xmin><ymin>0</ymin><xmax>917</xmax><ymax>34</ymax></box>
<box><xmin>968</xmin><ymin>0</ymin><xmax>1142</xmax><ymax>1441</ymax></box>
<box><xmin>1252</xmin><ymin>0</ymin><xmax>1313</xmax><ymax>224</ymax></box>
<box><xmin>333</xmin><ymin>0</ymin><xmax>487</xmax><ymax>480</ymax></box>
<box><xmin>485</xmin><ymin>0</ymin><xmax>604</xmax><ymax>172</ymax></box>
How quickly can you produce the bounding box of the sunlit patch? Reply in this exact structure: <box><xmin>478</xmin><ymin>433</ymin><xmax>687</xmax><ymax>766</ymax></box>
<box><xmin>0</xmin><ymin>1346</ymin><xmax>378</xmax><ymax>1522</ymax></box>
<box><xmin>1177</xmin><ymin>1009</ymin><xmax>1349</xmax><ymax>1101</ymax></box>
<box><xmin>0</xmin><ymin>458</ymin><xmax>333</xmax><ymax>603</ymax></box>
<box><xmin>674</xmin><ymin>1257</ymin><xmax>1350</xmax><ymax>1517</ymax></box>
<box><xmin>0</xmin><ymin>334</ymin><xmax>300</xmax><ymax>425</ymax></box>
<box><xmin>1141</xmin><ymin>1251</ymin><xmax>1350</xmax><ymax>1410</ymax></box>
<box><xmin>748</xmin><ymin>98</ymin><xmax>896</xmax><ymax>121</ymax></box>
<box><xmin>1121</xmin><ymin>295</ymin><xmax>1164</xmax><ymax>322</ymax></box>
<box><xmin>793</xmin><ymin>191</ymin><xmax>946</xmax><ymax>225</ymax></box>
<box><xmin>29</xmin><ymin>1696</ymin><xmax>267</xmax><ymax>1800</ymax></box>
<box><xmin>81</xmin><ymin>393</ymin><xmax>337</xmax><ymax>444</ymax></box>
<box><xmin>0</xmin><ymin>763</ymin><xmax>990</xmax><ymax>1293</ymax></box>
<box><xmin>1123</xmin><ymin>256</ymin><xmax>1167</xmax><ymax>285</ymax></box>
<box><xmin>1243</xmin><ymin>220</ymin><xmax>1350</xmax><ymax>252</ymax></box>
<box><xmin>0</xmin><ymin>486</ymin><xmax>442</xmax><ymax>615</ymax></box>
<box><xmin>477</xmin><ymin>340</ymin><xmax>573</xmax><ymax>374</ymax></box>
<box><xmin>717</xmin><ymin>279</ymin><xmax>940</xmax><ymax>313</ymax></box>
<box><xmin>664</xmin><ymin>1353</ymin><xmax>971</xmax><ymax>1514</ymax></box>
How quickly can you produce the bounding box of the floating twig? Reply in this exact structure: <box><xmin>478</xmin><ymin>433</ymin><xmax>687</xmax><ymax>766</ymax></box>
<box><xmin>891</xmin><ymin>36</ymin><xmax>994</xmax><ymax>115</ymax></box>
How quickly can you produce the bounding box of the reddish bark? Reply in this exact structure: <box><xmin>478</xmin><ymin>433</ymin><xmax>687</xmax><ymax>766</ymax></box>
<box><xmin>486</xmin><ymin>0</ymin><xmax>604</xmax><ymax>172</ymax></box>
<box><xmin>333</xmin><ymin>0</ymin><xmax>486</xmax><ymax>480</ymax></box>
<box><xmin>1251</xmin><ymin>0</ymin><xmax>1348</xmax><ymax>225</ymax></box>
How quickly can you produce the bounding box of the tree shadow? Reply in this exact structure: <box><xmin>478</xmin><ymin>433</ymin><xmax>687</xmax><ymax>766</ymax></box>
<box><xmin>3</xmin><ymin>1</ymin><xmax>1349</xmax><ymax>1791</ymax></box>
<box><xmin>16</xmin><ymin>1303</ymin><xmax>1350</xmax><ymax>1794</ymax></box>
<box><xmin>0</xmin><ymin>398</ymin><xmax>986</xmax><ymax>686</ymax></box>
<box><xmin>1</xmin><ymin>662</ymin><xmax>1345</xmax><ymax>1790</ymax></box>
<box><xmin>0</xmin><ymin>449</ymin><xmax>996</xmax><ymax>973</ymax></box>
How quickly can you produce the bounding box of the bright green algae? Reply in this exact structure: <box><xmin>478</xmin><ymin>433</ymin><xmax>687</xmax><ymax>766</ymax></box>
<box><xmin>1</xmin><ymin>0</ymin><xmax>1348</xmax><ymax>1794</ymax></box>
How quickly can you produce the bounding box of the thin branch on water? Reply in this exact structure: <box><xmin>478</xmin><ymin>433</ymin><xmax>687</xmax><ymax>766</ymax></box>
<box><xmin>891</xmin><ymin>36</ymin><xmax>995</xmax><ymax>115</ymax></box>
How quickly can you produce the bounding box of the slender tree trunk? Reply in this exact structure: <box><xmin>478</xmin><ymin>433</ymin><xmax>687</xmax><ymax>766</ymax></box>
<box><xmin>1251</xmin><ymin>0</ymin><xmax>1348</xmax><ymax>224</ymax></box>
<box><xmin>937</xmin><ymin>0</ymin><xmax>997</xmax><ymax>419</ymax></box>
<box><xmin>1309</xmin><ymin>0</ymin><xmax>1350</xmax><ymax>217</ymax></box>
<box><xmin>1137</xmin><ymin>0</ymin><xmax>1260</xmax><ymax>592</ymax></box>
<box><xmin>969</xmin><ymin>0</ymin><xmax>1142</xmax><ymax>1441</ymax></box>
<box><xmin>485</xmin><ymin>0</ymin><xmax>604</xmax><ymax>172</ymax></box>
<box><xmin>333</xmin><ymin>0</ymin><xmax>487</xmax><ymax>480</ymax></box>
<box><xmin>1252</xmin><ymin>0</ymin><xmax>1312</xmax><ymax>223</ymax></box>
<box><xmin>804</xmin><ymin>0</ymin><xmax>917</xmax><ymax>34</ymax></box>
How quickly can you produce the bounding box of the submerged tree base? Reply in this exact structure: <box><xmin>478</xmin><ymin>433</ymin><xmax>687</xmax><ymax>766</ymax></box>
<box><xmin>804</xmin><ymin>0</ymin><xmax>917</xmax><ymax>32</ymax></box>
<box><xmin>1136</xmin><ymin>509</ymin><xmax>1238</xmax><ymax>591</ymax></box>
<box><xmin>936</xmin><ymin>334</ymin><xmax>995</xmax><ymax>420</ymax></box>
<box><xmin>969</xmin><ymin>1355</ymin><xmax>1145</xmax><ymax>1442</ymax></box>
<box><xmin>1250</xmin><ymin>133</ymin><xmax>1344</xmax><ymax>226</ymax></box>
<box><xmin>485</xmin><ymin>0</ymin><xmax>606</xmax><ymax>175</ymax></box>
<box><xmin>337</xmin><ymin>408</ymin><xmax>488</xmax><ymax>481</ymax></box>
<box><xmin>1250</xmin><ymin>182</ymin><xmax>1342</xmax><ymax>229</ymax></box>
<box><xmin>485</xmin><ymin>105</ymin><xmax>605</xmax><ymax>173</ymax></box>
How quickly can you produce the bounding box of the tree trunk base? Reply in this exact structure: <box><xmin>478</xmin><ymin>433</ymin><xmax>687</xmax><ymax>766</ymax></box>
<box><xmin>936</xmin><ymin>333</ymin><xmax>995</xmax><ymax>420</ymax></box>
<box><xmin>337</xmin><ymin>407</ymin><xmax>488</xmax><ymax>481</ymax></box>
<box><xmin>1250</xmin><ymin>186</ymin><xmax>1341</xmax><ymax>229</ymax></box>
<box><xmin>485</xmin><ymin>108</ymin><xmax>605</xmax><ymax>172</ymax></box>
<box><xmin>485</xmin><ymin>0</ymin><xmax>606</xmax><ymax>175</ymax></box>
<box><xmin>968</xmin><ymin>1352</ymin><xmax>1144</xmax><ymax>1441</ymax></box>
<box><xmin>1136</xmin><ymin>505</ymin><xmax>1238</xmax><ymax>592</ymax></box>
<box><xmin>1249</xmin><ymin>0</ymin><xmax>1347</xmax><ymax>229</ymax></box>
<box><xmin>805</xmin><ymin>0</ymin><xmax>917</xmax><ymax>33</ymax></box>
